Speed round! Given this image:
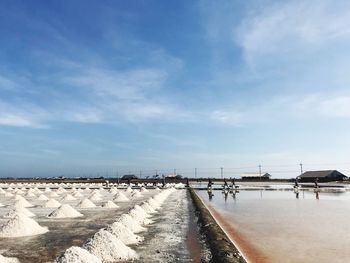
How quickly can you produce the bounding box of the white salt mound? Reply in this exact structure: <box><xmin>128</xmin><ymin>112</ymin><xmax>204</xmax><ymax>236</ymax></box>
<box><xmin>61</xmin><ymin>194</ymin><xmax>76</xmax><ymax>201</ymax></box>
<box><xmin>54</xmin><ymin>246</ymin><xmax>102</xmax><ymax>263</ymax></box>
<box><xmin>140</xmin><ymin>202</ymin><xmax>156</xmax><ymax>214</ymax></box>
<box><xmin>0</xmin><ymin>202</ymin><xmax>4</xmax><ymax>207</ymax></box>
<box><xmin>83</xmin><ymin>230</ymin><xmax>138</xmax><ymax>262</ymax></box>
<box><xmin>131</xmin><ymin>191</ymin><xmax>142</xmax><ymax>198</ymax></box>
<box><xmin>4</xmin><ymin>192</ymin><xmax>14</xmax><ymax>197</ymax></box>
<box><xmin>106</xmin><ymin>222</ymin><xmax>144</xmax><ymax>245</ymax></box>
<box><xmin>116</xmin><ymin>214</ymin><xmax>146</xmax><ymax>233</ymax></box>
<box><xmin>101</xmin><ymin>201</ymin><xmax>119</xmax><ymax>209</ymax></box>
<box><xmin>76</xmin><ymin>198</ymin><xmax>96</xmax><ymax>209</ymax></box>
<box><xmin>0</xmin><ymin>213</ymin><xmax>48</xmax><ymax>237</ymax></box>
<box><xmin>42</xmin><ymin>198</ymin><xmax>61</xmax><ymax>208</ymax></box>
<box><xmin>89</xmin><ymin>193</ymin><xmax>101</xmax><ymax>202</ymax></box>
<box><xmin>48</xmin><ymin>204</ymin><xmax>83</xmax><ymax>218</ymax></box>
<box><xmin>4</xmin><ymin>206</ymin><xmax>35</xmax><ymax>218</ymax></box>
<box><xmin>14</xmin><ymin>198</ymin><xmax>33</xmax><ymax>208</ymax></box>
<box><xmin>0</xmin><ymin>254</ymin><xmax>20</xmax><ymax>263</ymax></box>
<box><xmin>113</xmin><ymin>192</ymin><xmax>129</xmax><ymax>202</ymax></box>
<box><xmin>49</xmin><ymin>192</ymin><xmax>59</xmax><ymax>197</ymax></box>
<box><xmin>128</xmin><ymin>208</ymin><xmax>153</xmax><ymax>225</ymax></box>
<box><xmin>38</xmin><ymin>194</ymin><xmax>49</xmax><ymax>201</ymax></box>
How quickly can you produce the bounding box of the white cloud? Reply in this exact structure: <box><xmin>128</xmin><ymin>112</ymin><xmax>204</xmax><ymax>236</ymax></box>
<box><xmin>235</xmin><ymin>1</ymin><xmax>350</xmax><ymax>64</ymax></box>
<box><xmin>0</xmin><ymin>102</ymin><xmax>48</xmax><ymax>128</ymax></box>
<box><xmin>210</xmin><ymin>110</ymin><xmax>244</xmax><ymax>125</ymax></box>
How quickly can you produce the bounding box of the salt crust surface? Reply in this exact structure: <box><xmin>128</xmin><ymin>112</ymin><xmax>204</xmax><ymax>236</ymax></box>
<box><xmin>0</xmin><ymin>213</ymin><xmax>48</xmax><ymax>237</ymax></box>
<box><xmin>54</xmin><ymin>246</ymin><xmax>102</xmax><ymax>263</ymax></box>
<box><xmin>48</xmin><ymin>204</ymin><xmax>83</xmax><ymax>218</ymax></box>
<box><xmin>83</xmin><ymin>230</ymin><xmax>138</xmax><ymax>262</ymax></box>
<box><xmin>106</xmin><ymin>222</ymin><xmax>144</xmax><ymax>245</ymax></box>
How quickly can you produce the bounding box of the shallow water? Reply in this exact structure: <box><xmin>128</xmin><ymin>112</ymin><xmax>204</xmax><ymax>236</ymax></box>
<box><xmin>197</xmin><ymin>188</ymin><xmax>350</xmax><ymax>263</ymax></box>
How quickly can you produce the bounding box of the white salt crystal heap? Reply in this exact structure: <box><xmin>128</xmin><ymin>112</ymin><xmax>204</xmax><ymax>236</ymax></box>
<box><xmin>140</xmin><ymin>201</ymin><xmax>156</xmax><ymax>214</ymax></box>
<box><xmin>115</xmin><ymin>214</ymin><xmax>146</xmax><ymax>233</ymax></box>
<box><xmin>140</xmin><ymin>186</ymin><xmax>148</xmax><ymax>192</ymax></box>
<box><xmin>128</xmin><ymin>207</ymin><xmax>153</xmax><ymax>225</ymax></box>
<box><xmin>48</xmin><ymin>204</ymin><xmax>83</xmax><ymax>218</ymax></box>
<box><xmin>113</xmin><ymin>192</ymin><xmax>129</xmax><ymax>202</ymax></box>
<box><xmin>0</xmin><ymin>213</ymin><xmax>48</xmax><ymax>237</ymax></box>
<box><xmin>106</xmin><ymin>222</ymin><xmax>144</xmax><ymax>245</ymax></box>
<box><xmin>130</xmin><ymin>190</ymin><xmax>142</xmax><ymax>199</ymax></box>
<box><xmin>109</xmin><ymin>188</ymin><xmax>118</xmax><ymax>195</ymax></box>
<box><xmin>0</xmin><ymin>202</ymin><xmax>4</xmax><ymax>207</ymax></box>
<box><xmin>42</xmin><ymin>198</ymin><xmax>61</xmax><ymax>208</ymax></box>
<box><xmin>76</xmin><ymin>198</ymin><xmax>96</xmax><ymax>209</ymax></box>
<box><xmin>72</xmin><ymin>191</ymin><xmax>83</xmax><ymax>198</ymax></box>
<box><xmin>125</xmin><ymin>186</ymin><xmax>132</xmax><ymax>193</ymax></box>
<box><xmin>83</xmin><ymin>230</ymin><xmax>138</xmax><ymax>262</ymax></box>
<box><xmin>0</xmin><ymin>188</ymin><xmax>6</xmax><ymax>194</ymax></box>
<box><xmin>4</xmin><ymin>192</ymin><xmax>14</xmax><ymax>197</ymax></box>
<box><xmin>38</xmin><ymin>194</ymin><xmax>49</xmax><ymax>201</ymax></box>
<box><xmin>25</xmin><ymin>191</ymin><xmax>36</xmax><ymax>198</ymax></box>
<box><xmin>101</xmin><ymin>200</ymin><xmax>119</xmax><ymax>209</ymax></box>
<box><xmin>14</xmin><ymin>196</ymin><xmax>33</xmax><ymax>208</ymax></box>
<box><xmin>89</xmin><ymin>192</ymin><xmax>102</xmax><ymax>202</ymax></box>
<box><xmin>61</xmin><ymin>194</ymin><xmax>76</xmax><ymax>201</ymax></box>
<box><xmin>4</xmin><ymin>205</ymin><xmax>35</xmax><ymax>218</ymax></box>
<box><xmin>54</xmin><ymin>246</ymin><xmax>102</xmax><ymax>263</ymax></box>
<box><xmin>49</xmin><ymin>191</ymin><xmax>59</xmax><ymax>198</ymax></box>
<box><xmin>0</xmin><ymin>254</ymin><xmax>20</xmax><ymax>263</ymax></box>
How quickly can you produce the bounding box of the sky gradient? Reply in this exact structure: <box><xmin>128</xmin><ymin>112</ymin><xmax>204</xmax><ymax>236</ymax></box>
<box><xmin>1</xmin><ymin>0</ymin><xmax>350</xmax><ymax>178</ymax></box>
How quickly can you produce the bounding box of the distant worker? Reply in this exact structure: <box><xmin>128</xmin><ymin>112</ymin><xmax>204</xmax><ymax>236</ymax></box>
<box><xmin>314</xmin><ymin>177</ymin><xmax>319</xmax><ymax>188</ymax></box>
<box><xmin>207</xmin><ymin>178</ymin><xmax>213</xmax><ymax>188</ymax></box>
<box><xmin>294</xmin><ymin>178</ymin><xmax>299</xmax><ymax>188</ymax></box>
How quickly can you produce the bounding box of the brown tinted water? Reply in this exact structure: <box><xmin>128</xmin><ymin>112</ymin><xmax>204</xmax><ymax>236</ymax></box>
<box><xmin>197</xmin><ymin>188</ymin><xmax>350</xmax><ymax>263</ymax></box>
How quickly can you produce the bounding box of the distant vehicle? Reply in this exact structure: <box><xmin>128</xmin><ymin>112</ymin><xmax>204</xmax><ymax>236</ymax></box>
<box><xmin>121</xmin><ymin>174</ymin><xmax>138</xmax><ymax>180</ymax></box>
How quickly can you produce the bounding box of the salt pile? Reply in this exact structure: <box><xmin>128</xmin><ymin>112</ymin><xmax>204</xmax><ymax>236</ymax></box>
<box><xmin>0</xmin><ymin>188</ymin><xmax>6</xmax><ymax>194</ymax></box>
<box><xmin>25</xmin><ymin>192</ymin><xmax>36</xmax><ymax>198</ymax></box>
<box><xmin>130</xmin><ymin>191</ymin><xmax>143</xmax><ymax>199</ymax></box>
<box><xmin>61</xmin><ymin>194</ymin><xmax>76</xmax><ymax>201</ymax></box>
<box><xmin>109</xmin><ymin>188</ymin><xmax>118</xmax><ymax>195</ymax></box>
<box><xmin>73</xmin><ymin>191</ymin><xmax>83</xmax><ymax>198</ymax></box>
<box><xmin>83</xmin><ymin>230</ymin><xmax>138</xmax><ymax>261</ymax></box>
<box><xmin>0</xmin><ymin>254</ymin><xmax>20</xmax><ymax>263</ymax></box>
<box><xmin>128</xmin><ymin>208</ymin><xmax>153</xmax><ymax>225</ymax></box>
<box><xmin>113</xmin><ymin>192</ymin><xmax>129</xmax><ymax>202</ymax></box>
<box><xmin>14</xmin><ymin>198</ymin><xmax>33</xmax><ymax>208</ymax></box>
<box><xmin>76</xmin><ymin>198</ymin><xmax>96</xmax><ymax>209</ymax></box>
<box><xmin>0</xmin><ymin>202</ymin><xmax>4</xmax><ymax>207</ymax></box>
<box><xmin>38</xmin><ymin>194</ymin><xmax>49</xmax><ymax>201</ymax></box>
<box><xmin>48</xmin><ymin>204</ymin><xmax>83</xmax><ymax>218</ymax></box>
<box><xmin>89</xmin><ymin>193</ymin><xmax>102</xmax><ymax>202</ymax></box>
<box><xmin>106</xmin><ymin>222</ymin><xmax>144</xmax><ymax>245</ymax></box>
<box><xmin>42</xmin><ymin>198</ymin><xmax>61</xmax><ymax>208</ymax></box>
<box><xmin>140</xmin><ymin>187</ymin><xmax>148</xmax><ymax>192</ymax></box>
<box><xmin>140</xmin><ymin>202</ymin><xmax>156</xmax><ymax>214</ymax></box>
<box><xmin>0</xmin><ymin>213</ymin><xmax>48</xmax><ymax>237</ymax></box>
<box><xmin>116</xmin><ymin>214</ymin><xmax>146</xmax><ymax>233</ymax></box>
<box><xmin>49</xmin><ymin>191</ymin><xmax>59</xmax><ymax>197</ymax></box>
<box><xmin>101</xmin><ymin>201</ymin><xmax>119</xmax><ymax>209</ymax></box>
<box><xmin>125</xmin><ymin>186</ymin><xmax>132</xmax><ymax>193</ymax></box>
<box><xmin>5</xmin><ymin>206</ymin><xmax>35</xmax><ymax>218</ymax></box>
<box><xmin>54</xmin><ymin>246</ymin><xmax>102</xmax><ymax>263</ymax></box>
<box><xmin>4</xmin><ymin>192</ymin><xmax>14</xmax><ymax>197</ymax></box>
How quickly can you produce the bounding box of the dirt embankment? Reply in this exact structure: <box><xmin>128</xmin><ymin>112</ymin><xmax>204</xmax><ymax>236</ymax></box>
<box><xmin>189</xmin><ymin>188</ymin><xmax>246</xmax><ymax>263</ymax></box>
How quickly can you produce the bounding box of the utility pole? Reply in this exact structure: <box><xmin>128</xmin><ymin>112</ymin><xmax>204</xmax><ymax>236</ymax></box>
<box><xmin>195</xmin><ymin>168</ymin><xmax>197</xmax><ymax>179</ymax></box>
<box><xmin>259</xmin><ymin>164</ymin><xmax>262</xmax><ymax>180</ymax></box>
<box><xmin>139</xmin><ymin>170</ymin><xmax>142</xmax><ymax>178</ymax></box>
<box><xmin>174</xmin><ymin>168</ymin><xmax>176</xmax><ymax>176</ymax></box>
<box><xmin>300</xmin><ymin>162</ymin><xmax>303</xmax><ymax>175</ymax></box>
<box><xmin>220</xmin><ymin>167</ymin><xmax>223</xmax><ymax>179</ymax></box>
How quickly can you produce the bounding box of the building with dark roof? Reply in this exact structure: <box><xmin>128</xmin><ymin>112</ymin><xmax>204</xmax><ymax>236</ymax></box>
<box><xmin>297</xmin><ymin>170</ymin><xmax>347</xmax><ymax>182</ymax></box>
<box><xmin>241</xmin><ymin>173</ymin><xmax>271</xmax><ymax>181</ymax></box>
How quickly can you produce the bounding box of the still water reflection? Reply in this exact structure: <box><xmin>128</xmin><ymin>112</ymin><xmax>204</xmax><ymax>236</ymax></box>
<box><xmin>197</xmin><ymin>189</ymin><xmax>350</xmax><ymax>263</ymax></box>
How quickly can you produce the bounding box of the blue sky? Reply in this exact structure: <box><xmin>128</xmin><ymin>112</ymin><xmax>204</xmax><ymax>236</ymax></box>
<box><xmin>1</xmin><ymin>0</ymin><xmax>350</xmax><ymax>178</ymax></box>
